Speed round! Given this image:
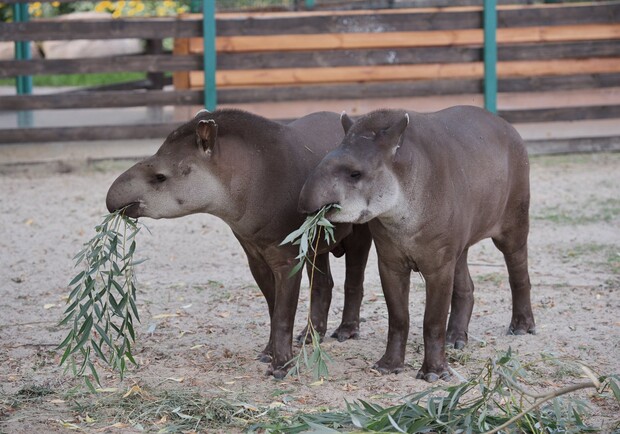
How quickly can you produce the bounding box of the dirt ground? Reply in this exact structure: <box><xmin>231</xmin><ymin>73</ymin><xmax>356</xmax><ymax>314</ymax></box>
<box><xmin>0</xmin><ymin>152</ymin><xmax>619</xmax><ymax>433</ymax></box>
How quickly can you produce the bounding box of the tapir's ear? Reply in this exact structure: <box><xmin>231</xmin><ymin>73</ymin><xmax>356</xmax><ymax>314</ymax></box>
<box><xmin>196</xmin><ymin>119</ymin><xmax>218</xmax><ymax>154</ymax></box>
<box><xmin>381</xmin><ymin>113</ymin><xmax>409</xmax><ymax>155</ymax></box>
<box><xmin>341</xmin><ymin>111</ymin><xmax>354</xmax><ymax>134</ymax></box>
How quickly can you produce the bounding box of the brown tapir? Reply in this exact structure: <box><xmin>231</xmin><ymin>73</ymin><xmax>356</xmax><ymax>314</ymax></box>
<box><xmin>298</xmin><ymin>106</ymin><xmax>536</xmax><ymax>382</ymax></box>
<box><xmin>106</xmin><ymin>109</ymin><xmax>372</xmax><ymax>378</ymax></box>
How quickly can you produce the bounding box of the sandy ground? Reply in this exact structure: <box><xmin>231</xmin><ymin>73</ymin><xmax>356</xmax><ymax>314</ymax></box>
<box><xmin>0</xmin><ymin>152</ymin><xmax>619</xmax><ymax>433</ymax></box>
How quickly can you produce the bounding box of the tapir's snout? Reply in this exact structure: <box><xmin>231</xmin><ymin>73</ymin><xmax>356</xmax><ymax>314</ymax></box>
<box><xmin>298</xmin><ymin>174</ymin><xmax>338</xmax><ymax>215</ymax></box>
<box><xmin>106</xmin><ymin>170</ymin><xmax>142</xmax><ymax>218</ymax></box>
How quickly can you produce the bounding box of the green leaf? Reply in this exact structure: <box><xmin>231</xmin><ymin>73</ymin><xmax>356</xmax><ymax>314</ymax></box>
<box><xmin>59</xmin><ymin>343</ymin><xmax>73</xmax><ymax>366</ymax></box>
<box><xmin>69</xmin><ymin>271</ymin><xmax>85</xmax><ymax>286</ymax></box>
<box><xmin>287</xmin><ymin>260</ymin><xmax>305</xmax><ymax>278</ymax></box>
<box><xmin>609</xmin><ymin>378</ymin><xmax>620</xmax><ymax>402</ymax></box>
<box><xmin>83</xmin><ymin>376</ymin><xmax>97</xmax><ymax>394</ymax></box>
<box><xmin>56</xmin><ymin>329</ymin><xmax>75</xmax><ymax>351</ymax></box>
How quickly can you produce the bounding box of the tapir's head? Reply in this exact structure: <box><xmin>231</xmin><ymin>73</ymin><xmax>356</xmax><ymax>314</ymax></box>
<box><xmin>106</xmin><ymin>110</ymin><xmax>228</xmax><ymax>219</ymax></box>
<box><xmin>299</xmin><ymin>109</ymin><xmax>409</xmax><ymax>224</ymax></box>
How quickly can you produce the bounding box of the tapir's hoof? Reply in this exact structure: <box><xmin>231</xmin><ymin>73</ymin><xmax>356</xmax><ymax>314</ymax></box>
<box><xmin>372</xmin><ymin>361</ymin><xmax>404</xmax><ymax>375</ymax></box>
<box><xmin>266</xmin><ymin>364</ymin><xmax>288</xmax><ymax>380</ymax></box>
<box><xmin>454</xmin><ymin>340</ymin><xmax>466</xmax><ymax>350</ymax></box>
<box><xmin>416</xmin><ymin>370</ymin><xmax>451</xmax><ymax>383</ymax></box>
<box><xmin>257</xmin><ymin>352</ymin><xmax>272</xmax><ymax>363</ymax></box>
<box><xmin>446</xmin><ymin>339</ymin><xmax>467</xmax><ymax>350</ymax></box>
<box><xmin>331</xmin><ymin>324</ymin><xmax>360</xmax><ymax>342</ymax></box>
<box><xmin>508</xmin><ymin>325</ymin><xmax>536</xmax><ymax>336</ymax></box>
<box><xmin>296</xmin><ymin>328</ymin><xmax>325</xmax><ymax>345</ymax></box>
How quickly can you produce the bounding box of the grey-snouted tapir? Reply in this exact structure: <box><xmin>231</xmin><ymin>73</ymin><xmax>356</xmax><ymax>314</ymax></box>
<box><xmin>106</xmin><ymin>109</ymin><xmax>373</xmax><ymax>379</ymax></box>
<box><xmin>298</xmin><ymin>106</ymin><xmax>536</xmax><ymax>382</ymax></box>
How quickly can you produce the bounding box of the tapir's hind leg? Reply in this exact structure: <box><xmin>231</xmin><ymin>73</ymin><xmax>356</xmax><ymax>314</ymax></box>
<box><xmin>492</xmin><ymin>210</ymin><xmax>536</xmax><ymax>336</ymax></box>
<box><xmin>332</xmin><ymin>223</ymin><xmax>372</xmax><ymax>341</ymax></box>
<box><xmin>446</xmin><ymin>249</ymin><xmax>474</xmax><ymax>350</ymax></box>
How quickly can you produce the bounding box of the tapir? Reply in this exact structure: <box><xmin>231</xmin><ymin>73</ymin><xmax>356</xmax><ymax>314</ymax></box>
<box><xmin>298</xmin><ymin>106</ymin><xmax>536</xmax><ymax>382</ymax></box>
<box><xmin>106</xmin><ymin>109</ymin><xmax>372</xmax><ymax>378</ymax></box>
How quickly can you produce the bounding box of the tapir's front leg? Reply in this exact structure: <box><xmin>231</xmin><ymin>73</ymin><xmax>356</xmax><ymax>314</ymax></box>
<box><xmin>297</xmin><ymin>252</ymin><xmax>333</xmax><ymax>343</ymax></box>
<box><xmin>332</xmin><ymin>223</ymin><xmax>372</xmax><ymax>341</ymax></box>
<box><xmin>373</xmin><ymin>257</ymin><xmax>411</xmax><ymax>374</ymax></box>
<box><xmin>268</xmin><ymin>261</ymin><xmax>303</xmax><ymax>379</ymax></box>
<box><xmin>416</xmin><ymin>265</ymin><xmax>455</xmax><ymax>382</ymax></box>
<box><xmin>236</xmin><ymin>238</ymin><xmax>277</xmax><ymax>363</ymax></box>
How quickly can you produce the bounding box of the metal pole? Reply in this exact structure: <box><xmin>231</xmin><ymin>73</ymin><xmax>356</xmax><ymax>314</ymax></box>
<box><xmin>202</xmin><ymin>0</ymin><xmax>217</xmax><ymax>111</ymax></box>
<box><xmin>13</xmin><ymin>3</ymin><xmax>33</xmax><ymax>95</ymax></box>
<box><xmin>483</xmin><ymin>0</ymin><xmax>497</xmax><ymax>114</ymax></box>
<box><xmin>13</xmin><ymin>2</ymin><xmax>33</xmax><ymax>128</ymax></box>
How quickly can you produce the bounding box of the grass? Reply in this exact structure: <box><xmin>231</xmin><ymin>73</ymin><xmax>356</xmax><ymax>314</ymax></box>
<box><xmin>534</xmin><ymin>199</ymin><xmax>620</xmax><ymax>225</ymax></box>
<box><xmin>2</xmin><ymin>351</ymin><xmax>619</xmax><ymax>433</ymax></box>
<box><xmin>559</xmin><ymin>243</ymin><xmax>620</xmax><ymax>274</ymax></box>
<box><xmin>0</xmin><ymin>72</ymin><xmax>147</xmax><ymax>87</ymax></box>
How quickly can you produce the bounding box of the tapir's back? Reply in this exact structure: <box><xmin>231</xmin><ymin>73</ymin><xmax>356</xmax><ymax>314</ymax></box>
<box><xmin>410</xmin><ymin>105</ymin><xmax>530</xmax><ymax>242</ymax></box>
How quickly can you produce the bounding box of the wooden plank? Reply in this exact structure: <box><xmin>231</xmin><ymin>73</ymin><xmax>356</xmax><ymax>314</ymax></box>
<box><xmin>186</xmin><ymin>24</ymin><xmax>620</xmax><ymax>53</ymax></box>
<box><xmin>215</xmin><ymin>40</ymin><xmax>619</xmax><ymax>70</ymax></box>
<box><xmin>0</xmin><ymin>90</ymin><xmax>202</xmax><ymax>111</ymax></box>
<box><xmin>500</xmin><ymin>105</ymin><xmax>620</xmax><ymax>124</ymax></box>
<box><xmin>215</xmin><ymin>3</ymin><xmax>620</xmax><ymax>36</ymax></box>
<box><xmin>499</xmin><ymin>73</ymin><xmax>620</xmax><ymax>93</ymax></box>
<box><xmin>215</xmin><ymin>74</ymin><xmax>620</xmax><ymax>104</ymax></box>
<box><xmin>2</xmin><ymin>18</ymin><xmax>203</xmax><ymax>42</ymax></box>
<box><xmin>0</xmin><ymin>54</ymin><xmax>201</xmax><ymax>78</ymax></box>
<box><xmin>3</xmin><ymin>40</ymin><xmax>617</xmax><ymax>78</ymax></box>
<box><xmin>217</xmin><ymin>79</ymin><xmax>484</xmax><ymax>103</ymax></box>
<box><xmin>526</xmin><ymin>136</ymin><xmax>620</xmax><ymax>156</ymax></box>
<box><xmin>173</xmin><ymin>38</ymin><xmax>192</xmax><ymax>91</ymax></box>
<box><xmin>188</xmin><ymin>58</ymin><xmax>620</xmax><ymax>87</ymax></box>
<box><xmin>4</xmin><ymin>3</ymin><xmax>618</xmax><ymax>42</ymax></box>
<box><xmin>0</xmin><ymin>123</ymin><xmax>183</xmax><ymax>144</ymax></box>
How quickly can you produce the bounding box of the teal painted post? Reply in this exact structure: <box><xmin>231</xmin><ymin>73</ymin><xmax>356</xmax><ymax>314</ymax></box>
<box><xmin>13</xmin><ymin>2</ymin><xmax>33</xmax><ymax>95</ymax></box>
<box><xmin>483</xmin><ymin>0</ymin><xmax>497</xmax><ymax>114</ymax></box>
<box><xmin>202</xmin><ymin>0</ymin><xmax>216</xmax><ymax>111</ymax></box>
<box><xmin>305</xmin><ymin>0</ymin><xmax>316</xmax><ymax>9</ymax></box>
<box><xmin>13</xmin><ymin>2</ymin><xmax>33</xmax><ymax>128</ymax></box>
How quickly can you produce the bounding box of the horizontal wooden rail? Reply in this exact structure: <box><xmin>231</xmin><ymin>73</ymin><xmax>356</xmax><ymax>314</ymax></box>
<box><xmin>187</xmin><ymin>58</ymin><xmax>620</xmax><ymax>87</ymax></box>
<box><xmin>3</xmin><ymin>2</ymin><xmax>618</xmax><ymax>42</ymax></box>
<box><xmin>186</xmin><ymin>24</ymin><xmax>620</xmax><ymax>53</ymax></box>
<box><xmin>500</xmin><ymin>104</ymin><xmax>620</xmax><ymax>123</ymax></box>
<box><xmin>0</xmin><ymin>90</ymin><xmax>202</xmax><ymax>111</ymax></box>
<box><xmin>0</xmin><ymin>55</ymin><xmax>201</xmax><ymax>78</ymax></box>
<box><xmin>1</xmin><ymin>18</ymin><xmax>203</xmax><ymax>42</ymax></box>
<box><xmin>4</xmin><ymin>39</ymin><xmax>618</xmax><ymax>79</ymax></box>
<box><xmin>214</xmin><ymin>74</ymin><xmax>620</xmax><ymax>104</ymax></box>
<box><xmin>0</xmin><ymin>123</ymin><xmax>183</xmax><ymax>143</ymax></box>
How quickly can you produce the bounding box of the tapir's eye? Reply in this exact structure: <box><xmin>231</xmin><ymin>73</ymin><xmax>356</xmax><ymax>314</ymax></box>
<box><xmin>350</xmin><ymin>171</ymin><xmax>362</xmax><ymax>179</ymax></box>
<box><xmin>155</xmin><ymin>173</ymin><xmax>167</xmax><ymax>183</ymax></box>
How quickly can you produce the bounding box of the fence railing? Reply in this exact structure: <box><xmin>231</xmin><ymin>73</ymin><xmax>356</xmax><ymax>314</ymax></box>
<box><xmin>1</xmin><ymin>0</ymin><xmax>619</xmax><ymax>154</ymax></box>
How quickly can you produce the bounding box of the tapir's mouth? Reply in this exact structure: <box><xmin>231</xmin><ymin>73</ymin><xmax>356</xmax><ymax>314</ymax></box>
<box><xmin>307</xmin><ymin>202</ymin><xmax>339</xmax><ymax>216</ymax></box>
<box><xmin>117</xmin><ymin>202</ymin><xmax>141</xmax><ymax>218</ymax></box>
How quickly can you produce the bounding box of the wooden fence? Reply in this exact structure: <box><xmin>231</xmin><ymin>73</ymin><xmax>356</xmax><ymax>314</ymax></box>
<box><xmin>1</xmin><ymin>1</ymin><xmax>620</xmax><ymax>154</ymax></box>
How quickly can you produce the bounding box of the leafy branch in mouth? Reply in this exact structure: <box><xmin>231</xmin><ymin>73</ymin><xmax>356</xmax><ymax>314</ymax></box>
<box><xmin>58</xmin><ymin>209</ymin><xmax>146</xmax><ymax>391</ymax></box>
<box><xmin>280</xmin><ymin>204</ymin><xmax>341</xmax><ymax>380</ymax></box>
<box><xmin>280</xmin><ymin>204</ymin><xmax>340</xmax><ymax>277</ymax></box>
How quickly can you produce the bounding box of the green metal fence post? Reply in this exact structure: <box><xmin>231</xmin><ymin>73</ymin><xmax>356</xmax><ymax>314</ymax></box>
<box><xmin>13</xmin><ymin>2</ymin><xmax>33</xmax><ymax>95</ymax></box>
<box><xmin>483</xmin><ymin>0</ymin><xmax>497</xmax><ymax>114</ymax></box>
<box><xmin>202</xmin><ymin>0</ymin><xmax>216</xmax><ymax>111</ymax></box>
<box><xmin>13</xmin><ymin>2</ymin><xmax>33</xmax><ymax>128</ymax></box>
<box><xmin>305</xmin><ymin>0</ymin><xmax>316</xmax><ymax>10</ymax></box>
